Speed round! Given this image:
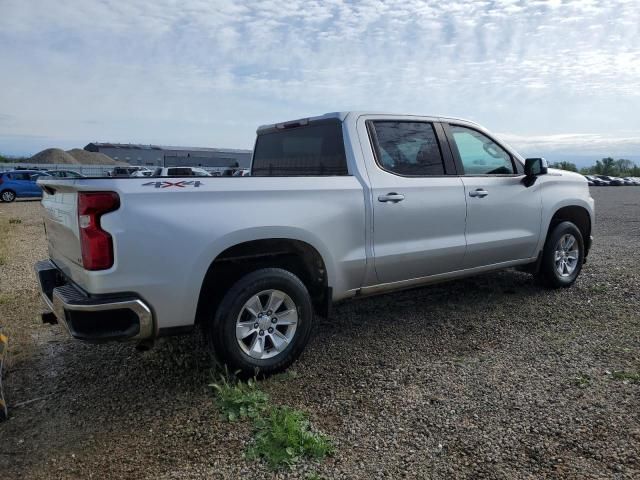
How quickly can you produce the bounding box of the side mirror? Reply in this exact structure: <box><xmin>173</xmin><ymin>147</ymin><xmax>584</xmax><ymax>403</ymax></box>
<box><xmin>525</xmin><ymin>157</ymin><xmax>548</xmax><ymax>176</ymax></box>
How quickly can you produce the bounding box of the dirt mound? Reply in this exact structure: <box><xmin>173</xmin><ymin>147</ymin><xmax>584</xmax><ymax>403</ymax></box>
<box><xmin>29</xmin><ymin>148</ymin><xmax>126</xmax><ymax>165</ymax></box>
<box><xmin>29</xmin><ymin>148</ymin><xmax>78</xmax><ymax>164</ymax></box>
<box><xmin>66</xmin><ymin>148</ymin><xmax>122</xmax><ymax>165</ymax></box>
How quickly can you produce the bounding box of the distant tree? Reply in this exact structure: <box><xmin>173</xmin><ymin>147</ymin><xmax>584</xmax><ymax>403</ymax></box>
<box><xmin>594</xmin><ymin>157</ymin><xmax>619</xmax><ymax>176</ymax></box>
<box><xmin>0</xmin><ymin>153</ymin><xmax>30</xmax><ymax>163</ymax></box>
<box><xmin>578</xmin><ymin>158</ymin><xmax>640</xmax><ymax>177</ymax></box>
<box><xmin>615</xmin><ymin>158</ymin><xmax>635</xmax><ymax>175</ymax></box>
<box><xmin>550</xmin><ymin>161</ymin><xmax>578</xmax><ymax>172</ymax></box>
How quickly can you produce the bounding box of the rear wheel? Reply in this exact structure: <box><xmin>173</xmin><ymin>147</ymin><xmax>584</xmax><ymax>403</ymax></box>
<box><xmin>536</xmin><ymin>221</ymin><xmax>584</xmax><ymax>288</ymax></box>
<box><xmin>1</xmin><ymin>190</ymin><xmax>16</xmax><ymax>203</ymax></box>
<box><xmin>207</xmin><ymin>268</ymin><xmax>314</xmax><ymax>377</ymax></box>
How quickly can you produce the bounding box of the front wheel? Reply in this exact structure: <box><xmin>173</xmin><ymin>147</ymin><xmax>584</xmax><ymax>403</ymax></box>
<box><xmin>536</xmin><ymin>221</ymin><xmax>584</xmax><ymax>288</ymax></box>
<box><xmin>1</xmin><ymin>190</ymin><xmax>16</xmax><ymax>203</ymax></box>
<box><xmin>208</xmin><ymin>268</ymin><xmax>314</xmax><ymax>377</ymax></box>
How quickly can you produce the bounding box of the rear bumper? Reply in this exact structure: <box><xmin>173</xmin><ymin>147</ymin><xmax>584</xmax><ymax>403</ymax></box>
<box><xmin>34</xmin><ymin>260</ymin><xmax>154</xmax><ymax>342</ymax></box>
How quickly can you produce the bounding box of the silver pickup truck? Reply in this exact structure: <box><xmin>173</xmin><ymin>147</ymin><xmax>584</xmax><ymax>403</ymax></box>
<box><xmin>36</xmin><ymin>112</ymin><xmax>594</xmax><ymax>375</ymax></box>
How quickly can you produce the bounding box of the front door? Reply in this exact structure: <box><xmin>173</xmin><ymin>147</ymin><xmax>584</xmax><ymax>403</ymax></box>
<box><xmin>11</xmin><ymin>172</ymin><xmax>35</xmax><ymax>197</ymax></box>
<box><xmin>360</xmin><ymin>117</ymin><xmax>467</xmax><ymax>284</ymax></box>
<box><xmin>445</xmin><ymin>124</ymin><xmax>542</xmax><ymax>268</ymax></box>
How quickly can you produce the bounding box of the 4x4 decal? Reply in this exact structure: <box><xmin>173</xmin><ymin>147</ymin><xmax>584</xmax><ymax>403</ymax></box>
<box><xmin>142</xmin><ymin>180</ymin><xmax>203</xmax><ymax>188</ymax></box>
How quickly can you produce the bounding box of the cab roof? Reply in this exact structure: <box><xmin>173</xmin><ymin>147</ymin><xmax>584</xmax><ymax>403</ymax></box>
<box><xmin>256</xmin><ymin>111</ymin><xmax>481</xmax><ymax>133</ymax></box>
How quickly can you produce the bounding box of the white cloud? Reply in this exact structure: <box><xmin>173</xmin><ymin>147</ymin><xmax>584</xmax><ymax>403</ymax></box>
<box><xmin>0</xmin><ymin>0</ymin><xmax>639</xmax><ymax>155</ymax></box>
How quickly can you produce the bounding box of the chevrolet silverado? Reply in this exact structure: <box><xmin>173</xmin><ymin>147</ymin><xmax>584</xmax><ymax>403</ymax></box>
<box><xmin>35</xmin><ymin>112</ymin><xmax>595</xmax><ymax>375</ymax></box>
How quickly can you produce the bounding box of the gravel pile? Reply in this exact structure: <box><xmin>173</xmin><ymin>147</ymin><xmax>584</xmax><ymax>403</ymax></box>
<box><xmin>65</xmin><ymin>149</ymin><xmax>123</xmax><ymax>165</ymax></box>
<box><xmin>29</xmin><ymin>148</ymin><xmax>77</xmax><ymax>164</ymax></box>
<box><xmin>0</xmin><ymin>188</ymin><xmax>638</xmax><ymax>479</ymax></box>
<box><xmin>29</xmin><ymin>148</ymin><xmax>122</xmax><ymax>165</ymax></box>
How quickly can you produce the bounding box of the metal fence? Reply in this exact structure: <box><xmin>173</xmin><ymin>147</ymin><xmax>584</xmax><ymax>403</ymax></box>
<box><xmin>0</xmin><ymin>163</ymin><xmax>117</xmax><ymax>177</ymax></box>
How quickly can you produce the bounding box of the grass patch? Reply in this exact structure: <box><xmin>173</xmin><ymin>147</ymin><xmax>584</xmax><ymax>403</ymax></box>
<box><xmin>248</xmin><ymin>406</ymin><xmax>333</xmax><ymax>468</ymax></box>
<box><xmin>211</xmin><ymin>376</ymin><xmax>268</xmax><ymax>421</ymax></box>
<box><xmin>210</xmin><ymin>375</ymin><xmax>333</xmax><ymax>469</ymax></box>
<box><xmin>305</xmin><ymin>474</ymin><xmax>325</xmax><ymax>480</ymax></box>
<box><xmin>587</xmin><ymin>283</ymin><xmax>609</xmax><ymax>294</ymax></box>
<box><xmin>611</xmin><ymin>370</ymin><xmax>640</xmax><ymax>383</ymax></box>
<box><xmin>0</xmin><ymin>216</ymin><xmax>9</xmax><ymax>265</ymax></box>
<box><xmin>571</xmin><ymin>373</ymin><xmax>591</xmax><ymax>388</ymax></box>
<box><xmin>268</xmin><ymin>369</ymin><xmax>299</xmax><ymax>383</ymax></box>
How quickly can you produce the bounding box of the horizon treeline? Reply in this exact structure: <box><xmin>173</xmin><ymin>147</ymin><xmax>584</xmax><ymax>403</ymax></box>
<box><xmin>551</xmin><ymin>157</ymin><xmax>640</xmax><ymax>177</ymax></box>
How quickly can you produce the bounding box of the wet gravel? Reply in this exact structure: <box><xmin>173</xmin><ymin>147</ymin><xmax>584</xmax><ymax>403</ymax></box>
<box><xmin>1</xmin><ymin>188</ymin><xmax>639</xmax><ymax>479</ymax></box>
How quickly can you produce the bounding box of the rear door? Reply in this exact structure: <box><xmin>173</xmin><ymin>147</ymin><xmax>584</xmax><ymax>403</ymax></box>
<box><xmin>444</xmin><ymin>123</ymin><xmax>542</xmax><ymax>268</ymax></box>
<box><xmin>360</xmin><ymin>117</ymin><xmax>467</xmax><ymax>284</ymax></box>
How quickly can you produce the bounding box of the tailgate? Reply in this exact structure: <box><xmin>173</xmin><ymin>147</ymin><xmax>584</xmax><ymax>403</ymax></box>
<box><xmin>40</xmin><ymin>182</ymin><xmax>84</xmax><ymax>272</ymax></box>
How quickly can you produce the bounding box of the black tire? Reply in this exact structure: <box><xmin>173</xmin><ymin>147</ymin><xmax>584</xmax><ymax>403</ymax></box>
<box><xmin>536</xmin><ymin>221</ymin><xmax>584</xmax><ymax>288</ymax></box>
<box><xmin>1</xmin><ymin>190</ymin><xmax>16</xmax><ymax>203</ymax></box>
<box><xmin>207</xmin><ymin>268</ymin><xmax>314</xmax><ymax>377</ymax></box>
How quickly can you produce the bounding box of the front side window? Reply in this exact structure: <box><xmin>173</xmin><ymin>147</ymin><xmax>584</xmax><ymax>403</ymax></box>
<box><xmin>370</xmin><ymin>121</ymin><xmax>445</xmax><ymax>176</ymax></box>
<box><xmin>450</xmin><ymin>125</ymin><xmax>514</xmax><ymax>175</ymax></box>
<box><xmin>252</xmin><ymin>121</ymin><xmax>348</xmax><ymax>176</ymax></box>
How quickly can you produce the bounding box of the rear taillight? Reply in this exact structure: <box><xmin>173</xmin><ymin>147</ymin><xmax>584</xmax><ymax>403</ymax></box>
<box><xmin>78</xmin><ymin>192</ymin><xmax>120</xmax><ymax>270</ymax></box>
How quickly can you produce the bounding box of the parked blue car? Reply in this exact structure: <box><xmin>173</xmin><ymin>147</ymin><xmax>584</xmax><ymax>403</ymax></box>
<box><xmin>0</xmin><ymin>170</ymin><xmax>51</xmax><ymax>202</ymax></box>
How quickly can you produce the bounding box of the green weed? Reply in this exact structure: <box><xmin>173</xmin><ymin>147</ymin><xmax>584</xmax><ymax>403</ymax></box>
<box><xmin>210</xmin><ymin>375</ymin><xmax>333</xmax><ymax>469</ymax></box>
<box><xmin>611</xmin><ymin>370</ymin><xmax>640</xmax><ymax>383</ymax></box>
<box><xmin>210</xmin><ymin>376</ymin><xmax>268</xmax><ymax>421</ymax></box>
<box><xmin>587</xmin><ymin>283</ymin><xmax>608</xmax><ymax>293</ymax></box>
<box><xmin>248</xmin><ymin>406</ymin><xmax>333</xmax><ymax>469</ymax></box>
<box><xmin>571</xmin><ymin>374</ymin><xmax>591</xmax><ymax>388</ymax></box>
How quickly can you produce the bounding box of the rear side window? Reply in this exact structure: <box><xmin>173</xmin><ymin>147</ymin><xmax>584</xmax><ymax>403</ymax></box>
<box><xmin>13</xmin><ymin>173</ymin><xmax>31</xmax><ymax>180</ymax></box>
<box><xmin>252</xmin><ymin>121</ymin><xmax>348</xmax><ymax>176</ymax></box>
<box><xmin>370</xmin><ymin>121</ymin><xmax>446</xmax><ymax>176</ymax></box>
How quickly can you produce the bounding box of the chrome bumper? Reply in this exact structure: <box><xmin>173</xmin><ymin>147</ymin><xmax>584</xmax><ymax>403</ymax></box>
<box><xmin>34</xmin><ymin>260</ymin><xmax>154</xmax><ymax>342</ymax></box>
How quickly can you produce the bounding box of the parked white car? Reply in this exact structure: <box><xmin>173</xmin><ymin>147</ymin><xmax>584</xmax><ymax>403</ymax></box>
<box><xmin>148</xmin><ymin>167</ymin><xmax>211</xmax><ymax>177</ymax></box>
<box><xmin>36</xmin><ymin>112</ymin><xmax>594</xmax><ymax>376</ymax></box>
<box><xmin>111</xmin><ymin>166</ymin><xmax>153</xmax><ymax>177</ymax></box>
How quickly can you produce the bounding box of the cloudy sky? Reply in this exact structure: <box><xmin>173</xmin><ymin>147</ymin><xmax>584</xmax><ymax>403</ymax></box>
<box><xmin>1</xmin><ymin>0</ymin><xmax>639</xmax><ymax>164</ymax></box>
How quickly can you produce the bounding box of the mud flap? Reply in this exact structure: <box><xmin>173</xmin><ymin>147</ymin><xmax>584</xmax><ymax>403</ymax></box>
<box><xmin>0</xmin><ymin>327</ymin><xmax>7</xmax><ymax>421</ymax></box>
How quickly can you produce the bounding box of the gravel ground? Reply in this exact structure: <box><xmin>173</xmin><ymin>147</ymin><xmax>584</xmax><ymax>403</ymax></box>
<box><xmin>0</xmin><ymin>189</ymin><xmax>638</xmax><ymax>479</ymax></box>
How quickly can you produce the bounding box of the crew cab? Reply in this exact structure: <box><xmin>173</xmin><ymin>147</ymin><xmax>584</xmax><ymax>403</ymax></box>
<box><xmin>35</xmin><ymin>112</ymin><xmax>594</xmax><ymax>375</ymax></box>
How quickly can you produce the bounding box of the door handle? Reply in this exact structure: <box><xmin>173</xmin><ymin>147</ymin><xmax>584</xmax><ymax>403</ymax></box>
<box><xmin>468</xmin><ymin>188</ymin><xmax>489</xmax><ymax>198</ymax></box>
<box><xmin>378</xmin><ymin>192</ymin><xmax>405</xmax><ymax>203</ymax></box>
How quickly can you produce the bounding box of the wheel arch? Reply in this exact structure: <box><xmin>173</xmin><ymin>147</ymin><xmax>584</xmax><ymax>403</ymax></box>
<box><xmin>195</xmin><ymin>237</ymin><xmax>332</xmax><ymax>325</ymax></box>
<box><xmin>546</xmin><ymin>205</ymin><xmax>592</xmax><ymax>256</ymax></box>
